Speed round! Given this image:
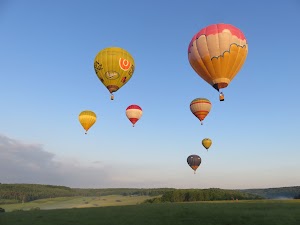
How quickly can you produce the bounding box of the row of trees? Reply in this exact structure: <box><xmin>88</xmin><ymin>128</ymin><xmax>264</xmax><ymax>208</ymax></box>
<box><xmin>240</xmin><ymin>186</ymin><xmax>300</xmax><ymax>199</ymax></box>
<box><xmin>0</xmin><ymin>184</ymin><xmax>173</xmax><ymax>204</ymax></box>
<box><xmin>3</xmin><ymin>183</ymin><xmax>298</xmax><ymax>204</ymax></box>
<box><xmin>73</xmin><ymin>187</ymin><xmax>174</xmax><ymax>197</ymax></box>
<box><xmin>144</xmin><ymin>188</ymin><xmax>263</xmax><ymax>203</ymax></box>
<box><xmin>0</xmin><ymin>184</ymin><xmax>77</xmax><ymax>203</ymax></box>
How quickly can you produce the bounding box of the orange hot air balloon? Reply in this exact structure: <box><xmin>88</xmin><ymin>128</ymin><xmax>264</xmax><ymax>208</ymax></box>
<box><xmin>190</xmin><ymin>98</ymin><xmax>211</xmax><ymax>125</ymax></box>
<box><xmin>188</xmin><ymin>23</ymin><xmax>248</xmax><ymax>101</ymax></box>
<box><xmin>126</xmin><ymin>105</ymin><xmax>142</xmax><ymax>127</ymax></box>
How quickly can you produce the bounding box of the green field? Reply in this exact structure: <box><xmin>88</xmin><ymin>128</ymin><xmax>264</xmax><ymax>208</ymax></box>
<box><xmin>0</xmin><ymin>198</ymin><xmax>300</xmax><ymax>225</ymax></box>
<box><xmin>0</xmin><ymin>195</ymin><xmax>155</xmax><ymax>212</ymax></box>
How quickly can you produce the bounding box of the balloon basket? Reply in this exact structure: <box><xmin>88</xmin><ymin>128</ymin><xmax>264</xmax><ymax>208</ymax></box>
<box><xmin>219</xmin><ymin>92</ymin><xmax>224</xmax><ymax>101</ymax></box>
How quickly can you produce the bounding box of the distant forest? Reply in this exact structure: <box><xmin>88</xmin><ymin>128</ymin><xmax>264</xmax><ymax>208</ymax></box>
<box><xmin>1</xmin><ymin>183</ymin><xmax>300</xmax><ymax>204</ymax></box>
<box><xmin>144</xmin><ymin>188</ymin><xmax>263</xmax><ymax>203</ymax></box>
<box><xmin>0</xmin><ymin>183</ymin><xmax>173</xmax><ymax>204</ymax></box>
<box><xmin>240</xmin><ymin>186</ymin><xmax>300</xmax><ymax>199</ymax></box>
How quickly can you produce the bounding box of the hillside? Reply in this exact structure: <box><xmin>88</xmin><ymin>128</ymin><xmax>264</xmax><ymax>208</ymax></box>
<box><xmin>240</xmin><ymin>186</ymin><xmax>300</xmax><ymax>199</ymax></box>
<box><xmin>0</xmin><ymin>183</ymin><xmax>173</xmax><ymax>204</ymax></box>
<box><xmin>2</xmin><ymin>201</ymin><xmax>300</xmax><ymax>225</ymax></box>
<box><xmin>1</xmin><ymin>183</ymin><xmax>300</xmax><ymax>204</ymax></box>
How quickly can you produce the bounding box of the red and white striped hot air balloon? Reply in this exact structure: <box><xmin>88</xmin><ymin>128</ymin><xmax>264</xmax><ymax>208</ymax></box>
<box><xmin>126</xmin><ymin>104</ymin><xmax>143</xmax><ymax>127</ymax></box>
<box><xmin>190</xmin><ymin>98</ymin><xmax>211</xmax><ymax>125</ymax></box>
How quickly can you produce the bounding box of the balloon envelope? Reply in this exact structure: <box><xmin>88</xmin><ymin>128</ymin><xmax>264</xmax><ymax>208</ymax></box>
<box><xmin>188</xmin><ymin>23</ymin><xmax>248</xmax><ymax>92</ymax></box>
<box><xmin>94</xmin><ymin>47</ymin><xmax>135</xmax><ymax>99</ymax></box>
<box><xmin>78</xmin><ymin>110</ymin><xmax>97</xmax><ymax>134</ymax></box>
<box><xmin>190</xmin><ymin>98</ymin><xmax>212</xmax><ymax>125</ymax></box>
<box><xmin>187</xmin><ymin>155</ymin><xmax>201</xmax><ymax>173</ymax></box>
<box><xmin>202</xmin><ymin>138</ymin><xmax>212</xmax><ymax>150</ymax></box>
<box><xmin>126</xmin><ymin>104</ymin><xmax>142</xmax><ymax>127</ymax></box>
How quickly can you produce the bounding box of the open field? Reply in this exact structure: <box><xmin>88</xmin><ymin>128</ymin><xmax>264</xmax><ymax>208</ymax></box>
<box><xmin>0</xmin><ymin>195</ymin><xmax>156</xmax><ymax>212</ymax></box>
<box><xmin>0</xmin><ymin>199</ymin><xmax>300</xmax><ymax>225</ymax></box>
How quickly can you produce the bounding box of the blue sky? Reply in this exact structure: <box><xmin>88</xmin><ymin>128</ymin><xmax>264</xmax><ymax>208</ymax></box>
<box><xmin>0</xmin><ymin>0</ymin><xmax>299</xmax><ymax>189</ymax></box>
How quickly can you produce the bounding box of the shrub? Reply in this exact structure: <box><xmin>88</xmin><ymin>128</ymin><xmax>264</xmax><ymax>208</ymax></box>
<box><xmin>30</xmin><ymin>207</ymin><xmax>40</xmax><ymax>211</ymax></box>
<box><xmin>12</xmin><ymin>209</ymin><xmax>24</xmax><ymax>212</ymax></box>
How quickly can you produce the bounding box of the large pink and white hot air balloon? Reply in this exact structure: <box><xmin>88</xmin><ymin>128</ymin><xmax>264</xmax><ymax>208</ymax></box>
<box><xmin>126</xmin><ymin>104</ymin><xmax>143</xmax><ymax>127</ymax></box>
<box><xmin>188</xmin><ymin>23</ymin><xmax>248</xmax><ymax>101</ymax></box>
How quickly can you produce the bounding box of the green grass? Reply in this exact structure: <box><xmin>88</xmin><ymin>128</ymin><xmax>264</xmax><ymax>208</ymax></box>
<box><xmin>0</xmin><ymin>199</ymin><xmax>300</xmax><ymax>225</ymax></box>
<box><xmin>0</xmin><ymin>195</ymin><xmax>156</xmax><ymax>212</ymax></box>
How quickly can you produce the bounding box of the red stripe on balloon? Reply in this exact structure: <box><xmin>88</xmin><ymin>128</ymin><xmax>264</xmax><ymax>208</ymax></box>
<box><xmin>126</xmin><ymin>105</ymin><xmax>142</xmax><ymax>110</ymax></box>
<box><xmin>190</xmin><ymin>101</ymin><xmax>211</xmax><ymax>106</ymax></box>
<box><xmin>129</xmin><ymin>118</ymin><xmax>139</xmax><ymax>124</ymax></box>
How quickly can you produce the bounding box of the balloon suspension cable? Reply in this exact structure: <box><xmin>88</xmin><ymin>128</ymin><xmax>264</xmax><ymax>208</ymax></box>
<box><xmin>194</xmin><ymin>170</ymin><xmax>196</xmax><ymax>174</ymax></box>
<box><xmin>132</xmin><ymin>124</ymin><xmax>135</xmax><ymax>127</ymax></box>
<box><xmin>201</xmin><ymin>121</ymin><xmax>203</xmax><ymax>125</ymax></box>
<box><xmin>110</xmin><ymin>94</ymin><xmax>114</xmax><ymax>100</ymax></box>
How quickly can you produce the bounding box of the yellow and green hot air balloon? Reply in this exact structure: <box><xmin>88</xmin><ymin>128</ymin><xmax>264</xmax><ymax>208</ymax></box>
<box><xmin>78</xmin><ymin>110</ymin><xmax>97</xmax><ymax>134</ymax></box>
<box><xmin>202</xmin><ymin>138</ymin><xmax>212</xmax><ymax>151</ymax></box>
<box><xmin>94</xmin><ymin>47</ymin><xmax>135</xmax><ymax>100</ymax></box>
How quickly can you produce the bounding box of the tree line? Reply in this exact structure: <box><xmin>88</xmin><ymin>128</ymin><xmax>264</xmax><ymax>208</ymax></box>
<box><xmin>294</xmin><ymin>194</ymin><xmax>300</xmax><ymax>199</ymax></box>
<box><xmin>240</xmin><ymin>186</ymin><xmax>300</xmax><ymax>199</ymax></box>
<box><xmin>144</xmin><ymin>188</ymin><xmax>264</xmax><ymax>203</ymax></box>
<box><xmin>0</xmin><ymin>183</ymin><xmax>173</xmax><ymax>204</ymax></box>
<box><xmin>1</xmin><ymin>183</ymin><xmax>299</xmax><ymax>204</ymax></box>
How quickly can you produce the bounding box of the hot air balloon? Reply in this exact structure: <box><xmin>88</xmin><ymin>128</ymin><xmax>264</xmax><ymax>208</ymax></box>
<box><xmin>190</xmin><ymin>98</ymin><xmax>211</xmax><ymax>125</ymax></box>
<box><xmin>202</xmin><ymin>138</ymin><xmax>212</xmax><ymax>151</ymax></box>
<box><xmin>126</xmin><ymin>104</ymin><xmax>142</xmax><ymax>127</ymax></box>
<box><xmin>187</xmin><ymin>155</ymin><xmax>201</xmax><ymax>174</ymax></box>
<box><xmin>78</xmin><ymin>110</ymin><xmax>97</xmax><ymax>134</ymax></box>
<box><xmin>188</xmin><ymin>23</ymin><xmax>248</xmax><ymax>101</ymax></box>
<box><xmin>94</xmin><ymin>47</ymin><xmax>135</xmax><ymax>100</ymax></box>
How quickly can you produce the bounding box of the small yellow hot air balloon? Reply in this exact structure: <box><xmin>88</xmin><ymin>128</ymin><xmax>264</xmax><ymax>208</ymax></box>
<box><xmin>94</xmin><ymin>47</ymin><xmax>135</xmax><ymax>100</ymax></box>
<box><xmin>188</xmin><ymin>23</ymin><xmax>248</xmax><ymax>101</ymax></box>
<box><xmin>202</xmin><ymin>138</ymin><xmax>212</xmax><ymax>151</ymax></box>
<box><xmin>78</xmin><ymin>110</ymin><xmax>97</xmax><ymax>134</ymax></box>
<box><xmin>190</xmin><ymin>98</ymin><xmax>212</xmax><ymax>125</ymax></box>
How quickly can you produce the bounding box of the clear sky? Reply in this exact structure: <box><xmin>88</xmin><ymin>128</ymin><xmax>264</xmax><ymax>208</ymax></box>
<box><xmin>0</xmin><ymin>0</ymin><xmax>299</xmax><ymax>189</ymax></box>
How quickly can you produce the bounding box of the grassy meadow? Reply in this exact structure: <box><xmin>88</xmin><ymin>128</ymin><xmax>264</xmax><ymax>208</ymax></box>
<box><xmin>0</xmin><ymin>198</ymin><xmax>300</xmax><ymax>225</ymax></box>
<box><xmin>0</xmin><ymin>195</ymin><xmax>154</xmax><ymax>212</ymax></box>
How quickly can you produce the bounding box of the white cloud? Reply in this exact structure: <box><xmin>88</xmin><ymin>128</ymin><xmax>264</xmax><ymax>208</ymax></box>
<box><xmin>0</xmin><ymin>134</ymin><xmax>178</xmax><ymax>188</ymax></box>
<box><xmin>0</xmin><ymin>134</ymin><xmax>112</xmax><ymax>187</ymax></box>
<box><xmin>1</xmin><ymin>134</ymin><xmax>298</xmax><ymax>189</ymax></box>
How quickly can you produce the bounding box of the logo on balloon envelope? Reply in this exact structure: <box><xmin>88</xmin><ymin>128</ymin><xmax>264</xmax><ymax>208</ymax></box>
<box><xmin>105</xmin><ymin>71</ymin><xmax>119</xmax><ymax>80</ymax></box>
<box><xmin>119</xmin><ymin>58</ymin><xmax>131</xmax><ymax>71</ymax></box>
